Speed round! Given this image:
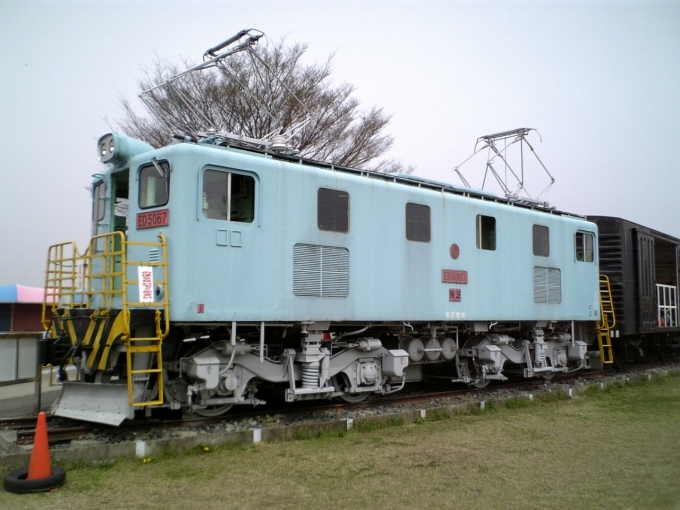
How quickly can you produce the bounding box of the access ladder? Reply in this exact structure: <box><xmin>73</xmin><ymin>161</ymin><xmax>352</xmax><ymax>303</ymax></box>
<box><xmin>596</xmin><ymin>274</ymin><xmax>615</xmax><ymax>364</ymax></box>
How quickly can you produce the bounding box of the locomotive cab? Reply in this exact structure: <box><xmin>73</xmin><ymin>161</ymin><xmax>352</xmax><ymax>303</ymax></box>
<box><xmin>43</xmin><ymin>134</ymin><xmax>173</xmax><ymax>424</ymax></box>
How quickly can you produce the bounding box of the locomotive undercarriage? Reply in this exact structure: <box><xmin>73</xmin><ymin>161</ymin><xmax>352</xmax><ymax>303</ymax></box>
<box><xmin>161</xmin><ymin>323</ymin><xmax>587</xmax><ymax>415</ymax></box>
<box><xmin>163</xmin><ymin>322</ymin><xmax>410</xmax><ymax>416</ymax></box>
<box><xmin>50</xmin><ymin>315</ymin><xmax>590</xmax><ymax>424</ymax></box>
<box><xmin>454</xmin><ymin>328</ymin><xmax>587</xmax><ymax>386</ymax></box>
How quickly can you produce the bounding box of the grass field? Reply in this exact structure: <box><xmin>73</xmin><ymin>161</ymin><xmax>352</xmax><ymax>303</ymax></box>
<box><xmin>2</xmin><ymin>372</ymin><xmax>679</xmax><ymax>510</ymax></box>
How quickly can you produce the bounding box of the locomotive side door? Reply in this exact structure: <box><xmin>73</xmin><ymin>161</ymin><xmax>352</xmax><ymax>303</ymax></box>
<box><xmin>92</xmin><ymin>178</ymin><xmax>107</xmax><ymax>237</ymax></box>
<box><xmin>91</xmin><ymin>170</ymin><xmax>129</xmax><ymax>293</ymax></box>
<box><xmin>92</xmin><ymin>169</ymin><xmax>129</xmax><ymax>237</ymax></box>
<box><xmin>111</xmin><ymin>170</ymin><xmax>129</xmax><ymax>236</ymax></box>
<box><xmin>111</xmin><ymin>170</ymin><xmax>129</xmax><ymax>291</ymax></box>
<box><xmin>635</xmin><ymin>229</ymin><xmax>656</xmax><ymax>332</ymax></box>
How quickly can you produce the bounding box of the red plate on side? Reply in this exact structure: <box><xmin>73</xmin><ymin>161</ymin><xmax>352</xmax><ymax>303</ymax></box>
<box><xmin>137</xmin><ymin>209</ymin><xmax>169</xmax><ymax>229</ymax></box>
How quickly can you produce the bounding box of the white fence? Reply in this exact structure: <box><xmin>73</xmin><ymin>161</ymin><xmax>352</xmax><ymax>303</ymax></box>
<box><xmin>656</xmin><ymin>284</ymin><xmax>678</xmax><ymax>328</ymax></box>
<box><xmin>0</xmin><ymin>332</ymin><xmax>41</xmax><ymax>384</ymax></box>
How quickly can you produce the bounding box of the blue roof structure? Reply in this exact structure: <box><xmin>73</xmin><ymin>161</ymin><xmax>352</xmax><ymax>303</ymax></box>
<box><xmin>0</xmin><ymin>285</ymin><xmax>45</xmax><ymax>304</ymax></box>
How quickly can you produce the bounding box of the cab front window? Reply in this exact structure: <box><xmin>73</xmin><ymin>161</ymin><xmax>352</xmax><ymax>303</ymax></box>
<box><xmin>139</xmin><ymin>161</ymin><xmax>170</xmax><ymax>209</ymax></box>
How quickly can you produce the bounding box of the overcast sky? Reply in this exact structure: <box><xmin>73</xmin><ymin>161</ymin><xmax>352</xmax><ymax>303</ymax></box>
<box><xmin>1</xmin><ymin>0</ymin><xmax>678</xmax><ymax>287</ymax></box>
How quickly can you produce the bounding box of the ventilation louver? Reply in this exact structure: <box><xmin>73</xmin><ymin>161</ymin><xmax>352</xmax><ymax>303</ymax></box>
<box><xmin>294</xmin><ymin>244</ymin><xmax>349</xmax><ymax>297</ymax></box>
<box><xmin>534</xmin><ymin>266</ymin><xmax>561</xmax><ymax>304</ymax></box>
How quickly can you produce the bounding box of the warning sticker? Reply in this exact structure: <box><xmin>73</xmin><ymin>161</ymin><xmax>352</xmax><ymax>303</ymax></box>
<box><xmin>138</xmin><ymin>266</ymin><xmax>154</xmax><ymax>303</ymax></box>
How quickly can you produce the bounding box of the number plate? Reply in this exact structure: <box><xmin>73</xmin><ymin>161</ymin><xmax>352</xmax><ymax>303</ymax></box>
<box><xmin>136</xmin><ymin>209</ymin><xmax>169</xmax><ymax>229</ymax></box>
<box><xmin>441</xmin><ymin>269</ymin><xmax>468</xmax><ymax>284</ymax></box>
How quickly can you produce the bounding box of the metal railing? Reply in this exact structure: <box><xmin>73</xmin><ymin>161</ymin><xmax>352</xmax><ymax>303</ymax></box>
<box><xmin>596</xmin><ymin>274</ymin><xmax>615</xmax><ymax>364</ymax></box>
<box><xmin>43</xmin><ymin>232</ymin><xmax>170</xmax><ymax>408</ymax></box>
<box><xmin>42</xmin><ymin>232</ymin><xmax>170</xmax><ymax>336</ymax></box>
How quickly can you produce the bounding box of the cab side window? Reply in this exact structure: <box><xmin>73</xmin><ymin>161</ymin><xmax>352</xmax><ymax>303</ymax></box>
<box><xmin>575</xmin><ymin>231</ymin><xmax>595</xmax><ymax>262</ymax></box>
<box><xmin>202</xmin><ymin>170</ymin><xmax>255</xmax><ymax>223</ymax></box>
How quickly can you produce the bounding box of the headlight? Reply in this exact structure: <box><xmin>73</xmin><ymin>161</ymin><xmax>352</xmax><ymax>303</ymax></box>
<box><xmin>97</xmin><ymin>133</ymin><xmax>154</xmax><ymax>165</ymax></box>
<box><xmin>97</xmin><ymin>133</ymin><xmax>115</xmax><ymax>163</ymax></box>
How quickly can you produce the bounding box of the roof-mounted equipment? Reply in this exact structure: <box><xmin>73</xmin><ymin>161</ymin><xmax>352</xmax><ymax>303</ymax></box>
<box><xmin>453</xmin><ymin>128</ymin><xmax>555</xmax><ymax>208</ymax></box>
<box><xmin>138</xmin><ymin>29</ymin><xmax>313</xmax><ymax>154</ymax></box>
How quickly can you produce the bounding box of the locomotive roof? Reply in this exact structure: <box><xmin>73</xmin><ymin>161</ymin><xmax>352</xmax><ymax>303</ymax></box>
<box><xmin>100</xmin><ymin>132</ymin><xmax>587</xmax><ymax>221</ymax></box>
<box><xmin>195</xmin><ymin>138</ymin><xmax>586</xmax><ymax>220</ymax></box>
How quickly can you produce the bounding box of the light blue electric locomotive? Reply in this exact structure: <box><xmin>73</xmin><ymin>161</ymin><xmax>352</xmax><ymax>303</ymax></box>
<box><xmin>42</xmin><ymin>129</ymin><xmax>600</xmax><ymax>425</ymax></box>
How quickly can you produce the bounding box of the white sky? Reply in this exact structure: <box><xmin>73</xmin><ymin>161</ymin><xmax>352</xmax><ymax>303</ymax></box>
<box><xmin>1</xmin><ymin>0</ymin><xmax>678</xmax><ymax>287</ymax></box>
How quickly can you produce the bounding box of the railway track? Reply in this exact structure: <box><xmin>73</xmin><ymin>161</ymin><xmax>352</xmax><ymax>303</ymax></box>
<box><xmin>0</xmin><ymin>362</ymin><xmax>672</xmax><ymax>447</ymax></box>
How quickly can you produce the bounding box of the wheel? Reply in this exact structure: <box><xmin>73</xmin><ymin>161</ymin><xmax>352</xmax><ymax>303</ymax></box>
<box><xmin>462</xmin><ymin>359</ymin><xmax>490</xmax><ymax>388</ymax></box>
<box><xmin>337</xmin><ymin>393</ymin><xmax>371</xmax><ymax>403</ymax></box>
<box><xmin>181</xmin><ymin>344</ymin><xmax>234</xmax><ymax>417</ymax></box>
<box><xmin>541</xmin><ymin>372</ymin><xmax>555</xmax><ymax>381</ymax></box>
<box><xmin>4</xmin><ymin>466</ymin><xmax>66</xmax><ymax>494</ymax></box>
<box><xmin>332</xmin><ymin>374</ymin><xmax>372</xmax><ymax>403</ymax></box>
<box><xmin>192</xmin><ymin>404</ymin><xmax>234</xmax><ymax>417</ymax></box>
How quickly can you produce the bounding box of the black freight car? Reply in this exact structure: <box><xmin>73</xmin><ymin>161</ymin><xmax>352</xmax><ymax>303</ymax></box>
<box><xmin>589</xmin><ymin>216</ymin><xmax>680</xmax><ymax>362</ymax></box>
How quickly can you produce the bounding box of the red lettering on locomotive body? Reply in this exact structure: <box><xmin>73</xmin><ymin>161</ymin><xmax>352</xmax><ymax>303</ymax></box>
<box><xmin>441</xmin><ymin>269</ymin><xmax>468</xmax><ymax>284</ymax></box>
<box><xmin>136</xmin><ymin>209</ymin><xmax>169</xmax><ymax>229</ymax></box>
<box><xmin>449</xmin><ymin>288</ymin><xmax>462</xmax><ymax>302</ymax></box>
<box><xmin>142</xmin><ymin>271</ymin><xmax>153</xmax><ymax>300</ymax></box>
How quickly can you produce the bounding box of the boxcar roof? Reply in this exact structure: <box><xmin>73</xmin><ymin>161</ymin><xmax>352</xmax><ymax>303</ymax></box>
<box><xmin>587</xmin><ymin>216</ymin><xmax>680</xmax><ymax>244</ymax></box>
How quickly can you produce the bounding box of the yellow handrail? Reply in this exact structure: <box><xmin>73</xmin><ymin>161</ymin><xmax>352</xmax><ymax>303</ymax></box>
<box><xmin>596</xmin><ymin>274</ymin><xmax>615</xmax><ymax>364</ymax></box>
<box><xmin>43</xmin><ymin>232</ymin><xmax>170</xmax><ymax>408</ymax></box>
<box><xmin>43</xmin><ymin>232</ymin><xmax>169</xmax><ymax>336</ymax></box>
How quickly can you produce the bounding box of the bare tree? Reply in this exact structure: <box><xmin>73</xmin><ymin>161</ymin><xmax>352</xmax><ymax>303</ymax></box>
<box><xmin>119</xmin><ymin>39</ymin><xmax>412</xmax><ymax>173</ymax></box>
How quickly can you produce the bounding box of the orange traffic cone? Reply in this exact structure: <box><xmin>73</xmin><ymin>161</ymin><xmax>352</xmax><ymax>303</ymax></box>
<box><xmin>27</xmin><ymin>412</ymin><xmax>52</xmax><ymax>480</ymax></box>
<box><xmin>3</xmin><ymin>411</ymin><xmax>65</xmax><ymax>493</ymax></box>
